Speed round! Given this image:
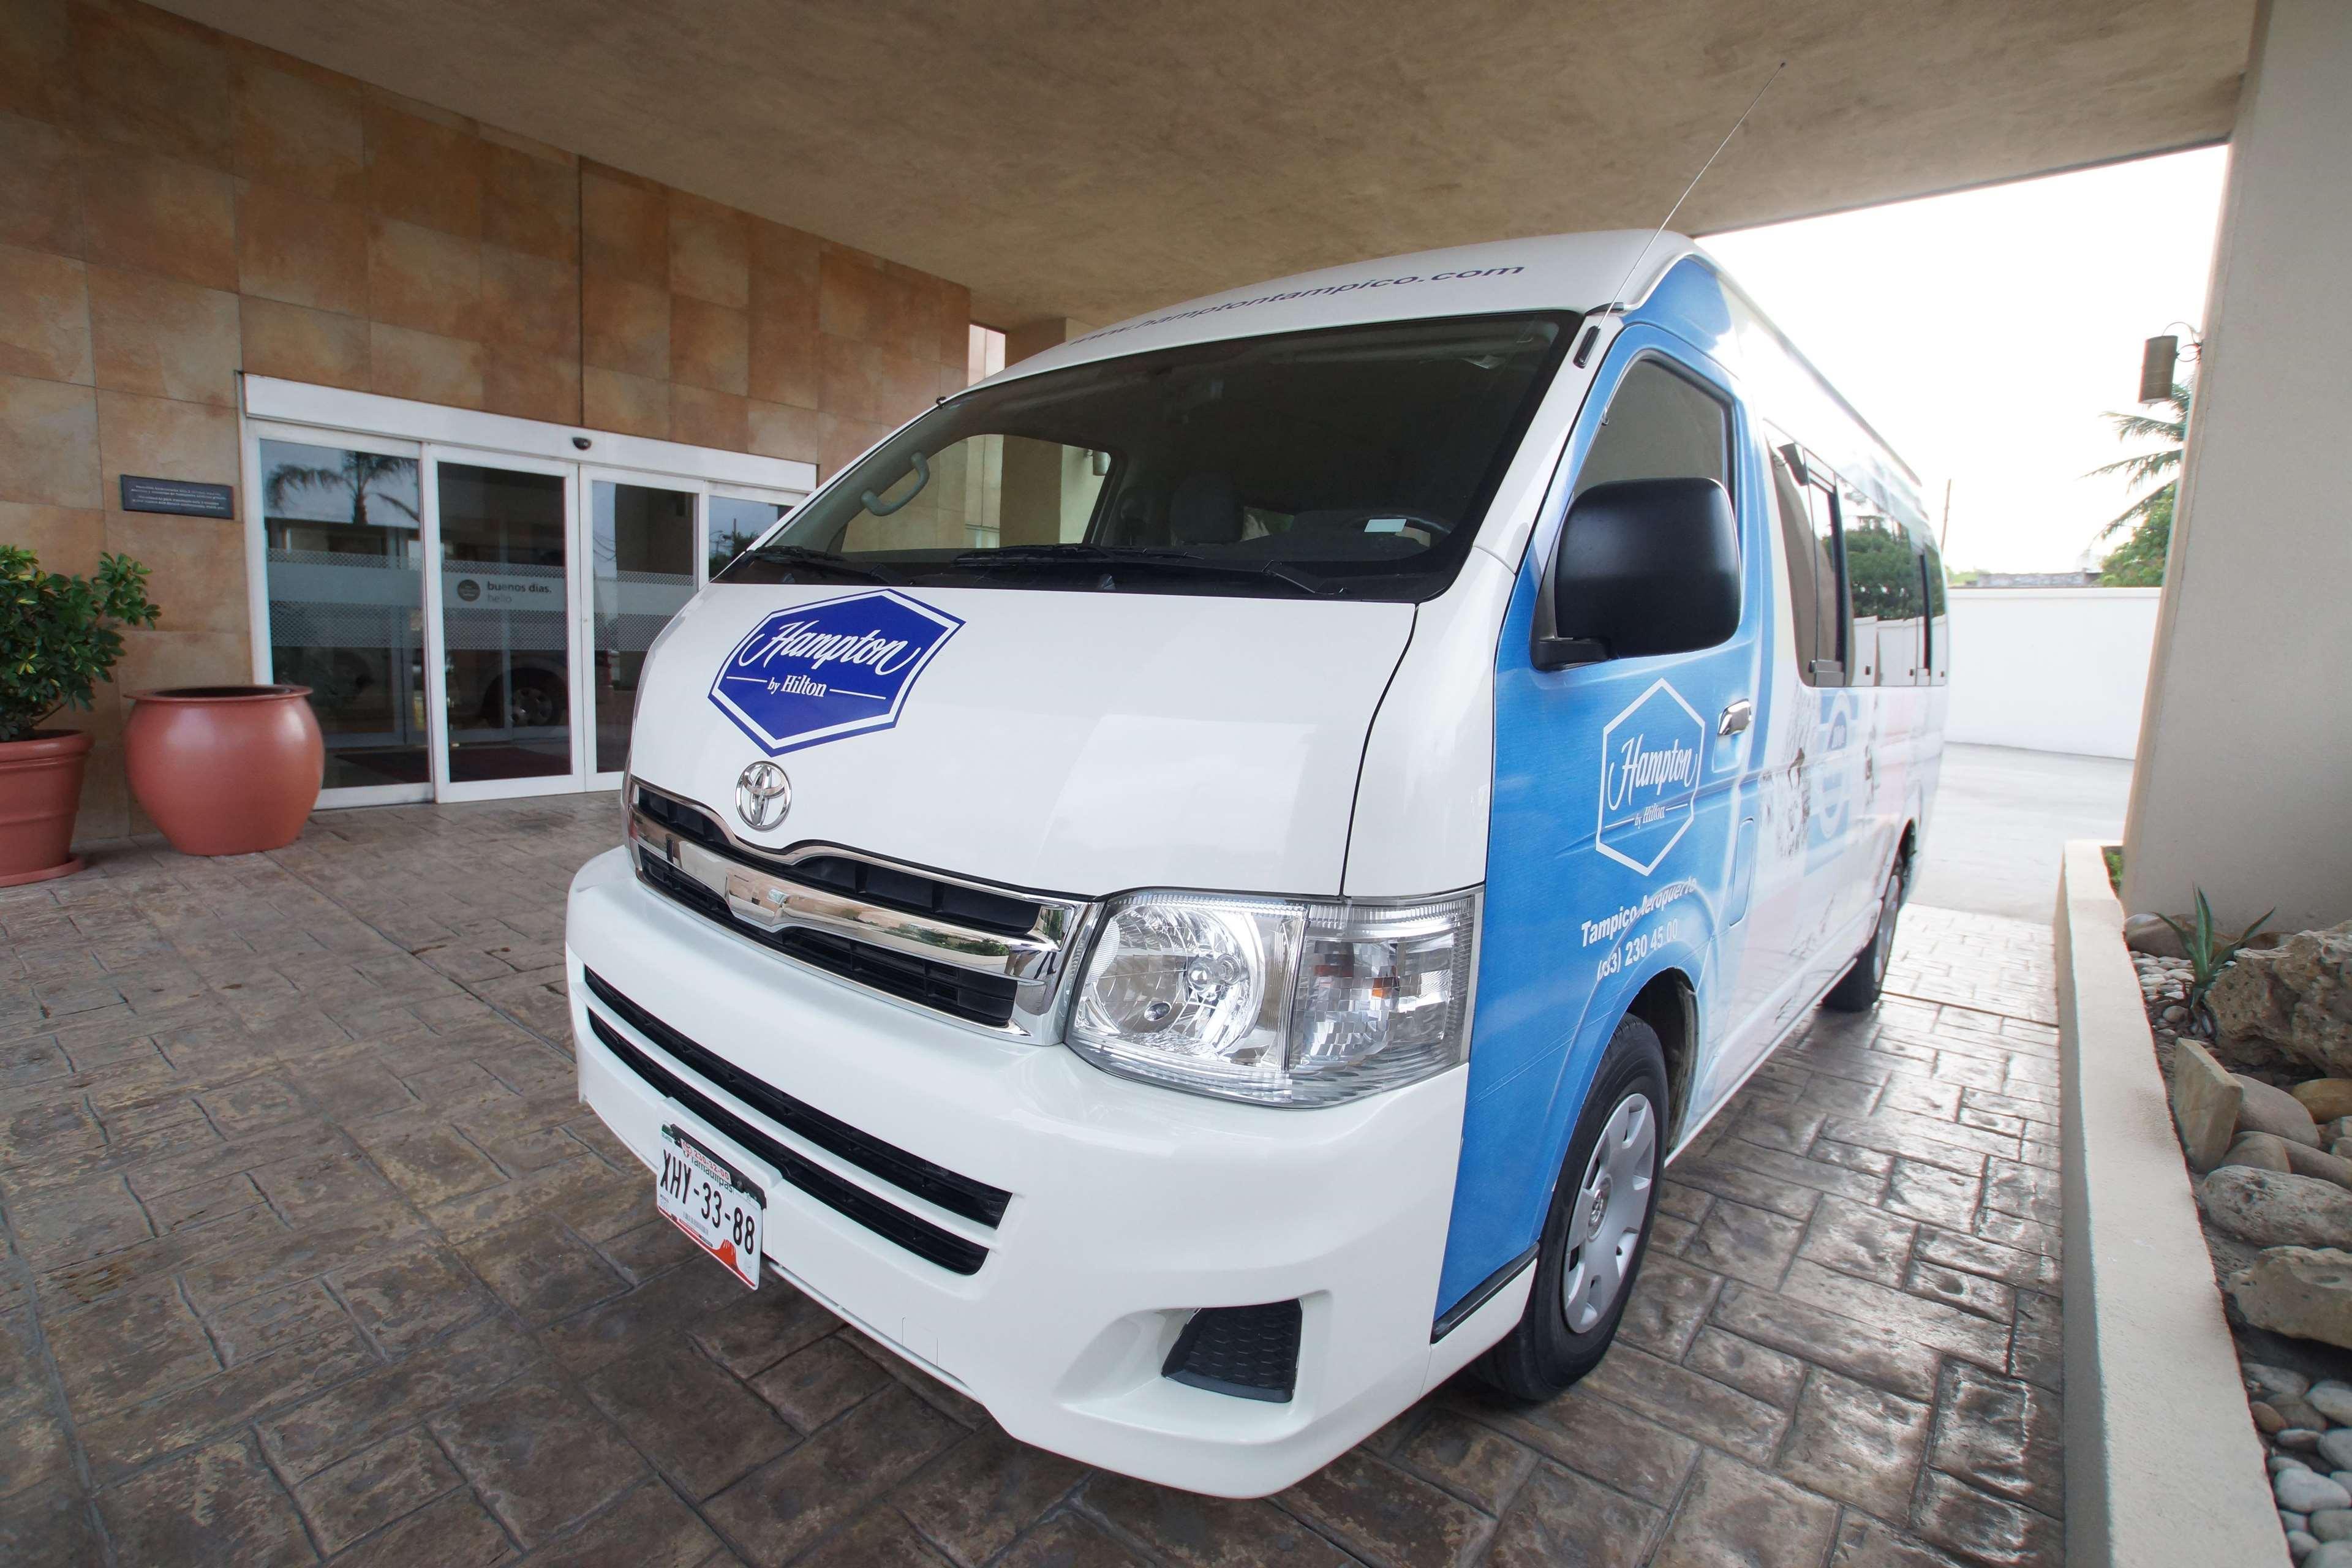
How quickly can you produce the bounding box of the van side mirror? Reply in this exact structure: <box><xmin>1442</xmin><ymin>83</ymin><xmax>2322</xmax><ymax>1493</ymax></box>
<box><xmin>1534</xmin><ymin>477</ymin><xmax>1742</xmax><ymax>671</ymax></box>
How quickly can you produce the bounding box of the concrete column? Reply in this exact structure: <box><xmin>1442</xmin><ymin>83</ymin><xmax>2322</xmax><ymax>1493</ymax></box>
<box><xmin>997</xmin><ymin>318</ymin><xmax>1098</xmax><ymax>546</ymax></box>
<box><xmin>2122</xmin><ymin>0</ymin><xmax>2352</xmax><ymax>932</ymax></box>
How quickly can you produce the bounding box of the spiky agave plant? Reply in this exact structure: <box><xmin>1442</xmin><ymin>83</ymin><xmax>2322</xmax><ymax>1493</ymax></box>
<box><xmin>2158</xmin><ymin>888</ymin><xmax>2275</xmax><ymax>1039</ymax></box>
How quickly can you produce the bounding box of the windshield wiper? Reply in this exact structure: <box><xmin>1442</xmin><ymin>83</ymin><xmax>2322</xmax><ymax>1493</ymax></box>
<box><xmin>738</xmin><ymin>545</ymin><xmax>900</xmax><ymax>585</ymax></box>
<box><xmin>1131</xmin><ymin>550</ymin><xmax>1344</xmax><ymax>598</ymax></box>
<box><xmin>948</xmin><ymin>545</ymin><xmax>1342</xmax><ymax>598</ymax></box>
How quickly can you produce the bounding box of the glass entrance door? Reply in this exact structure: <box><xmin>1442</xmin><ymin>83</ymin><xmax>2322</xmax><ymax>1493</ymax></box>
<box><xmin>584</xmin><ymin>473</ymin><xmax>698</xmax><ymax>787</ymax></box>
<box><xmin>252</xmin><ymin>410</ymin><xmax>805</xmax><ymax>809</ymax></box>
<box><xmin>253</xmin><ymin>432</ymin><xmax>431</xmax><ymax>804</ymax></box>
<box><xmin>424</xmin><ymin>450</ymin><xmax>579</xmax><ymax>799</ymax></box>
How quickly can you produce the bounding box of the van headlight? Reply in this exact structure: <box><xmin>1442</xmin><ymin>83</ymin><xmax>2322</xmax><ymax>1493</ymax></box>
<box><xmin>1066</xmin><ymin>890</ymin><xmax>1477</xmax><ymax>1107</ymax></box>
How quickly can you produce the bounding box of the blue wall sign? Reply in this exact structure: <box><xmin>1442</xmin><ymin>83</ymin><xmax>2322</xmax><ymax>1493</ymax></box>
<box><xmin>707</xmin><ymin>590</ymin><xmax>963</xmax><ymax>756</ymax></box>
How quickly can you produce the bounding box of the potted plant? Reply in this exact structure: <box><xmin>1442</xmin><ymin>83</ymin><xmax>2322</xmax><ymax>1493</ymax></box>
<box><xmin>0</xmin><ymin>547</ymin><xmax>160</xmax><ymax>885</ymax></box>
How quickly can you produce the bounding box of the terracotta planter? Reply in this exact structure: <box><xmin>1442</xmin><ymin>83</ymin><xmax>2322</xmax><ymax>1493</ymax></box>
<box><xmin>0</xmin><ymin>729</ymin><xmax>92</xmax><ymax>886</ymax></box>
<box><xmin>126</xmin><ymin>686</ymin><xmax>324</xmax><ymax>856</ymax></box>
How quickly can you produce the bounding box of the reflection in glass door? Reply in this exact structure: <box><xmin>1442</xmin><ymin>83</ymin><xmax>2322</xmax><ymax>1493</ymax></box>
<box><xmin>255</xmin><ymin>435</ymin><xmax>429</xmax><ymax>799</ymax></box>
<box><xmin>251</xmin><ymin>410</ymin><xmax>807</xmax><ymax>808</ymax></box>
<box><xmin>432</xmin><ymin>459</ymin><xmax>573</xmax><ymax>788</ymax></box>
<box><xmin>707</xmin><ymin>492</ymin><xmax>791</xmax><ymax>578</ymax></box>
<box><xmin>588</xmin><ymin>478</ymin><xmax>696</xmax><ymax>781</ymax></box>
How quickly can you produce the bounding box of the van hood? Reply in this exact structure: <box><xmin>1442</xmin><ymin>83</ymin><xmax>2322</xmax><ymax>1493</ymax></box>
<box><xmin>626</xmin><ymin>584</ymin><xmax>1416</xmax><ymax>897</ymax></box>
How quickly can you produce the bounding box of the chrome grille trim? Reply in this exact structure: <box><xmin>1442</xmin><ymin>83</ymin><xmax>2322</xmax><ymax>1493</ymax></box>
<box><xmin>627</xmin><ymin>779</ymin><xmax>1095</xmax><ymax>1042</ymax></box>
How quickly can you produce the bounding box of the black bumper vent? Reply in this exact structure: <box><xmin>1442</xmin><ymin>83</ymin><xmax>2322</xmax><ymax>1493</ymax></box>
<box><xmin>580</xmin><ymin>974</ymin><xmax>998</xmax><ymax>1276</ymax></box>
<box><xmin>582</xmin><ymin>969</ymin><xmax>1009</xmax><ymax>1226</ymax></box>
<box><xmin>1162</xmin><ymin>1300</ymin><xmax>1303</xmax><ymax>1404</ymax></box>
<box><xmin>636</xmin><ymin>851</ymin><xmax>1022</xmax><ymax>1030</ymax></box>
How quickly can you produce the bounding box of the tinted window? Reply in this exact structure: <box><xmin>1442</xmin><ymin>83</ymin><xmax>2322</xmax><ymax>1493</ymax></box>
<box><xmin>1574</xmin><ymin>358</ymin><xmax>1730</xmax><ymax>499</ymax></box>
<box><xmin>1921</xmin><ymin>532</ymin><xmax>1950</xmax><ymax>684</ymax></box>
<box><xmin>718</xmin><ymin>314</ymin><xmax>1572</xmax><ymax>603</ymax></box>
<box><xmin>1771</xmin><ymin>442</ymin><xmax>1844</xmax><ymax>685</ymax></box>
<box><xmin>1843</xmin><ymin>483</ymin><xmax>1921</xmax><ymax>687</ymax></box>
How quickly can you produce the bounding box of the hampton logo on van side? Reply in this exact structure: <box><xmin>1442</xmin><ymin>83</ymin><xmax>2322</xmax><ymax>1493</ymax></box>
<box><xmin>1595</xmin><ymin>678</ymin><xmax>1706</xmax><ymax>875</ymax></box>
<box><xmin>707</xmin><ymin>590</ymin><xmax>964</xmax><ymax>756</ymax></box>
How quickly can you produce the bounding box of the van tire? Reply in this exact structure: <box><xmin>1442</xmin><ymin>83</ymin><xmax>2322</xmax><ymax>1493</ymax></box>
<box><xmin>1823</xmin><ymin>864</ymin><xmax>1905</xmax><ymax>1012</ymax></box>
<box><xmin>1469</xmin><ymin>1015</ymin><xmax>1668</xmax><ymax>1403</ymax></box>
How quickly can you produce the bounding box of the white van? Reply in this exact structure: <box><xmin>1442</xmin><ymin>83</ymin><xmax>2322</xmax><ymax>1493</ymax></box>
<box><xmin>565</xmin><ymin>230</ymin><xmax>1949</xmax><ymax>1497</ymax></box>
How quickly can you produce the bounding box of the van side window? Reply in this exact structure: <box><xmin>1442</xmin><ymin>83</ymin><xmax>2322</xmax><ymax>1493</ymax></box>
<box><xmin>1843</xmin><ymin>488</ymin><xmax>1921</xmax><ymax>686</ymax></box>
<box><xmin>1771</xmin><ymin>445</ymin><xmax>1844</xmax><ymax>685</ymax></box>
<box><xmin>1921</xmin><ymin>532</ymin><xmax>1950</xmax><ymax>684</ymax></box>
<box><xmin>1573</xmin><ymin>358</ymin><xmax>1730</xmax><ymax>500</ymax></box>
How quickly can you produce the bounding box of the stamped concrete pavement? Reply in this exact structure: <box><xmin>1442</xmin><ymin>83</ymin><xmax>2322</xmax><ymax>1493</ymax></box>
<box><xmin>1</xmin><ymin>795</ymin><xmax>2062</xmax><ymax>1566</ymax></box>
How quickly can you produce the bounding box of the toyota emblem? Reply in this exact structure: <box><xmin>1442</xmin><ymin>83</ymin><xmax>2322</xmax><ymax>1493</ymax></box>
<box><xmin>735</xmin><ymin>761</ymin><xmax>791</xmax><ymax>831</ymax></box>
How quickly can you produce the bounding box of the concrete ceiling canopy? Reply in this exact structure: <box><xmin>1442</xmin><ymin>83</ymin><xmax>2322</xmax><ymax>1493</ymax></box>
<box><xmin>156</xmin><ymin>0</ymin><xmax>2252</xmax><ymax>328</ymax></box>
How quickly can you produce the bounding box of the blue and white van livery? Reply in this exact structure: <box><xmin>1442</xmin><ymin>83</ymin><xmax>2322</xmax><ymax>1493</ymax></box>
<box><xmin>565</xmin><ymin>230</ymin><xmax>1949</xmax><ymax>1496</ymax></box>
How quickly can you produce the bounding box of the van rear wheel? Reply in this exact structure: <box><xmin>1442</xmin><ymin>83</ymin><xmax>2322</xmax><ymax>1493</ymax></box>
<box><xmin>1823</xmin><ymin>864</ymin><xmax>1905</xmax><ymax>1012</ymax></box>
<box><xmin>1470</xmin><ymin>1015</ymin><xmax>1668</xmax><ymax>1402</ymax></box>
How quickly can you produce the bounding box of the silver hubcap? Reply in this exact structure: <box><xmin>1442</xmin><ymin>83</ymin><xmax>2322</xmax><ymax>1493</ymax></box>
<box><xmin>1561</xmin><ymin>1091</ymin><xmax>1656</xmax><ymax>1333</ymax></box>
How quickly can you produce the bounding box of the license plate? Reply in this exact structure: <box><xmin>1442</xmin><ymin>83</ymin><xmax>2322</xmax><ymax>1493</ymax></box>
<box><xmin>657</xmin><ymin>1123</ymin><xmax>765</xmax><ymax>1290</ymax></box>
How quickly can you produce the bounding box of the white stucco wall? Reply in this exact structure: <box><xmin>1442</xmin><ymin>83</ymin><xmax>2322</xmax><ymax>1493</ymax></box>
<box><xmin>2125</xmin><ymin>0</ymin><xmax>2352</xmax><ymax>932</ymax></box>
<box><xmin>1943</xmin><ymin>588</ymin><xmax>2160</xmax><ymax>760</ymax></box>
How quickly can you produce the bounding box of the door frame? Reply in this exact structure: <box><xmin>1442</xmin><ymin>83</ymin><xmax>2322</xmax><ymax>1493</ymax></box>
<box><xmin>423</xmin><ymin>444</ymin><xmax>582</xmax><ymax>804</ymax></box>
<box><xmin>240</xmin><ymin>419</ymin><xmax>434</xmax><ymax>810</ymax></box>
<box><xmin>578</xmin><ymin>466</ymin><xmax>711</xmax><ymax>793</ymax></box>
<box><xmin>239</xmin><ymin>375</ymin><xmax>814</xmax><ymax>809</ymax></box>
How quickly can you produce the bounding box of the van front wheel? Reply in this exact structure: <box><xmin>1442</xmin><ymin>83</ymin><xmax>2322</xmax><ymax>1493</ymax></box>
<box><xmin>1470</xmin><ymin>1015</ymin><xmax>1668</xmax><ymax>1402</ymax></box>
<box><xmin>1823</xmin><ymin>865</ymin><xmax>1905</xmax><ymax>1012</ymax></box>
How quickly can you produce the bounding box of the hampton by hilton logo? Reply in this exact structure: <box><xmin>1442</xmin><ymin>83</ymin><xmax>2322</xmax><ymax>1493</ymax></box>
<box><xmin>1596</xmin><ymin>679</ymin><xmax>1706</xmax><ymax>876</ymax></box>
<box><xmin>1604</xmin><ymin>732</ymin><xmax>1697</xmax><ymax>814</ymax></box>
<box><xmin>707</xmin><ymin>590</ymin><xmax>963</xmax><ymax>756</ymax></box>
<box><xmin>733</xmin><ymin>619</ymin><xmax>927</xmax><ymax>699</ymax></box>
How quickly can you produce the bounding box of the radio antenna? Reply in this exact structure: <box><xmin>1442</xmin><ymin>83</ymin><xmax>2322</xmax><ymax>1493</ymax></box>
<box><xmin>1608</xmin><ymin>60</ymin><xmax>1785</xmax><ymax>311</ymax></box>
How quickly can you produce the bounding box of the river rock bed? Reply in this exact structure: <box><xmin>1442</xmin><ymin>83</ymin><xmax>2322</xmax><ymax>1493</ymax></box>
<box><xmin>2139</xmin><ymin>924</ymin><xmax>2352</xmax><ymax>1564</ymax></box>
<box><xmin>2138</xmin><ymin>950</ymin><xmax>2195</xmax><ymax>1061</ymax></box>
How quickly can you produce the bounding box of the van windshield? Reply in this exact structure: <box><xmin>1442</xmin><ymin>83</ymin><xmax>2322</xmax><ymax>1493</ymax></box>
<box><xmin>716</xmin><ymin>313</ymin><xmax>1574</xmax><ymax>601</ymax></box>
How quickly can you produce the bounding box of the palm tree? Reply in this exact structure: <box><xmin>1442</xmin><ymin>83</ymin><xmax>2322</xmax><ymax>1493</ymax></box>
<box><xmin>263</xmin><ymin>450</ymin><xmax>419</xmax><ymax>529</ymax></box>
<box><xmin>2088</xmin><ymin>380</ymin><xmax>2190</xmax><ymax>540</ymax></box>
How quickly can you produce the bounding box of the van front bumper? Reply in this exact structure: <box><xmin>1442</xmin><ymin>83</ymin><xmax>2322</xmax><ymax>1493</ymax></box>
<box><xmin>564</xmin><ymin>846</ymin><xmax>1470</xmax><ymax>1496</ymax></box>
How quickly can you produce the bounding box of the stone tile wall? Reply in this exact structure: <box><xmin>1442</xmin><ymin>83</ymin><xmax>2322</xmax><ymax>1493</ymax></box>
<box><xmin>0</xmin><ymin>0</ymin><xmax>974</xmax><ymax>838</ymax></box>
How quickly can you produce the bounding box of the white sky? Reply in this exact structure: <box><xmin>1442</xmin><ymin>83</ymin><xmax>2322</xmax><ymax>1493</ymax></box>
<box><xmin>1702</xmin><ymin>146</ymin><xmax>2228</xmax><ymax>573</ymax></box>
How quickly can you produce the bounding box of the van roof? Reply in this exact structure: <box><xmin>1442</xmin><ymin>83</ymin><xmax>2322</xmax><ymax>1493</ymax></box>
<box><xmin>979</xmin><ymin>228</ymin><xmax>1924</xmax><ymax>523</ymax></box>
<box><xmin>998</xmin><ymin>230</ymin><xmax>1693</xmax><ymax>382</ymax></box>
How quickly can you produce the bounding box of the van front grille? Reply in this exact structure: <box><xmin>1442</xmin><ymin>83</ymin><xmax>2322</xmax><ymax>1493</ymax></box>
<box><xmin>784</xmin><ymin>853</ymin><xmax>1043</xmax><ymax>937</ymax></box>
<box><xmin>625</xmin><ymin>781</ymin><xmax>1082</xmax><ymax>1038</ymax></box>
<box><xmin>634</xmin><ymin>787</ymin><xmax>731</xmax><ymax>854</ymax></box>
<box><xmin>637</xmin><ymin>851</ymin><xmax>1022</xmax><ymax>1028</ymax></box>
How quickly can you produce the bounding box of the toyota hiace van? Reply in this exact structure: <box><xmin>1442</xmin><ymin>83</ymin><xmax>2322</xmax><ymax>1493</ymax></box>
<box><xmin>565</xmin><ymin>230</ymin><xmax>1950</xmax><ymax>1496</ymax></box>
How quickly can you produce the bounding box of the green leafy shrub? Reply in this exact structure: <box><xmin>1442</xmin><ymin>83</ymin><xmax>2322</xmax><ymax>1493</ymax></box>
<box><xmin>1</xmin><ymin>546</ymin><xmax>161</xmax><ymax>744</ymax></box>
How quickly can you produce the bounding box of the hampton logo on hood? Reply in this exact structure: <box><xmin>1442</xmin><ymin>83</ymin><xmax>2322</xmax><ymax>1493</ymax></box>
<box><xmin>707</xmin><ymin>589</ymin><xmax>964</xmax><ymax>756</ymax></box>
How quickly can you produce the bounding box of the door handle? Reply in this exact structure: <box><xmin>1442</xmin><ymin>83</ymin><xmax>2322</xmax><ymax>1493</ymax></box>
<box><xmin>1717</xmin><ymin>699</ymin><xmax>1754</xmax><ymax>736</ymax></box>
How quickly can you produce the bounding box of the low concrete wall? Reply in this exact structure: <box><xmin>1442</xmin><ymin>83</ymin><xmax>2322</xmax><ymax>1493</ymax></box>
<box><xmin>1947</xmin><ymin>589</ymin><xmax>2160</xmax><ymax>759</ymax></box>
<box><xmin>2056</xmin><ymin>838</ymin><xmax>2276</xmax><ymax>1566</ymax></box>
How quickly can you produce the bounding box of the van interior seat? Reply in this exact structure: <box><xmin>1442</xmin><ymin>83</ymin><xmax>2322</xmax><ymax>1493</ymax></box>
<box><xmin>1168</xmin><ymin>472</ymin><xmax>1245</xmax><ymax>545</ymax></box>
